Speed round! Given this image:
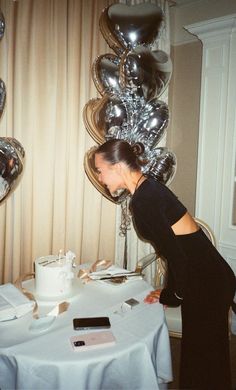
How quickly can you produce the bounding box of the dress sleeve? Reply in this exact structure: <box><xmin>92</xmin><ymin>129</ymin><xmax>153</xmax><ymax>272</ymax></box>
<box><xmin>131</xmin><ymin>196</ymin><xmax>188</xmax><ymax>303</ymax></box>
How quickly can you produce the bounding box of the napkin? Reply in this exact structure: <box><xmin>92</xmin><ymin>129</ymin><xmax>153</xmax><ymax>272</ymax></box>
<box><xmin>0</xmin><ymin>283</ymin><xmax>34</xmax><ymax>321</ymax></box>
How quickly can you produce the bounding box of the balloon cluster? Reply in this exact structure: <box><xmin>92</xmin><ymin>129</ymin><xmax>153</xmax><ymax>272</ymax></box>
<box><xmin>83</xmin><ymin>3</ymin><xmax>176</xmax><ymax>204</ymax></box>
<box><xmin>0</xmin><ymin>8</ymin><xmax>25</xmax><ymax>204</ymax></box>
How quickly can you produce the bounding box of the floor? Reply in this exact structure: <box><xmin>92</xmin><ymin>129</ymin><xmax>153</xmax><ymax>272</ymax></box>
<box><xmin>168</xmin><ymin>333</ymin><xmax>236</xmax><ymax>389</ymax></box>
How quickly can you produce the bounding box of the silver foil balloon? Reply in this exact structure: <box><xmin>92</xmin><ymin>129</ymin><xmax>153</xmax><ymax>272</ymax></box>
<box><xmin>83</xmin><ymin>97</ymin><xmax>108</xmax><ymax>145</ymax></box>
<box><xmin>142</xmin><ymin>147</ymin><xmax>177</xmax><ymax>186</ymax></box>
<box><xmin>0</xmin><ymin>138</ymin><xmax>25</xmax><ymax>204</ymax></box>
<box><xmin>83</xmin><ymin>3</ymin><xmax>176</xmax><ymax>204</ymax></box>
<box><xmin>0</xmin><ymin>10</ymin><xmax>5</xmax><ymax>40</ymax></box>
<box><xmin>92</xmin><ymin>54</ymin><xmax>120</xmax><ymax>96</ymax></box>
<box><xmin>132</xmin><ymin>99</ymin><xmax>169</xmax><ymax>150</ymax></box>
<box><xmin>83</xmin><ymin>95</ymin><xmax>127</xmax><ymax>145</ymax></box>
<box><xmin>105</xmin><ymin>96</ymin><xmax>127</xmax><ymax>129</ymax></box>
<box><xmin>0</xmin><ymin>79</ymin><xmax>6</xmax><ymax>118</ymax></box>
<box><xmin>99</xmin><ymin>3</ymin><xmax>164</xmax><ymax>54</ymax></box>
<box><xmin>120</xmin><ymin>46</ymin><xmax>172</xmax><ymax>101</ymax></box>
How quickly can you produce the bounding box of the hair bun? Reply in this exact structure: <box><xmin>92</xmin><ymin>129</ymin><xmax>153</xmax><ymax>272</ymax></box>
<box><xmin>132</xmin><ymin>142</ymin><xmax>145</xmax><ymax>157</ymax></box>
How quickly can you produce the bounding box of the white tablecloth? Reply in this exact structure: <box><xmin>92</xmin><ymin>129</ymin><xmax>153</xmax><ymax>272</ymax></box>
<box><xmin>0</xmin><ymin>277</ymin><xmax>172</xmax><ymax>390</ymax></box>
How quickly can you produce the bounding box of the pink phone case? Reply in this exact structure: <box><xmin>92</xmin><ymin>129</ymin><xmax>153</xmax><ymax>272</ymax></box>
<box><xmin>70</xmin><ymin>330</ymin><xmax>116</xmax><ymax>351</ymax></box>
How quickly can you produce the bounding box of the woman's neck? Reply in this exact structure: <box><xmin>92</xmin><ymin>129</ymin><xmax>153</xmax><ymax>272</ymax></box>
<box><xmin>127</xmin><ymin>172</ymin><xmax>146</xmax><ymax>194</ymax></box>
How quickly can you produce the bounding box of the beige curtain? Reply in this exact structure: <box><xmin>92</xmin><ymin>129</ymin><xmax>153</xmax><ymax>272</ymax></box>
<box><xmin>0</xmin><ymin>0</ymin><xmax>118</xmax><ymax>284</ymax></box>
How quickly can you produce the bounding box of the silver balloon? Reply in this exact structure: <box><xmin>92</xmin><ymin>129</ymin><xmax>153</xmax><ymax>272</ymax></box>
<box><xmin>0</xmin><ymin>138</ymin><xmax>25</xmax><ymax>204</ymax></box>
<box><xmin>142</xmin><ymin>147</ymin><xmax>176</xmax><ymax>185</ymax></box>
<box><xmin>0</xmin><ymin>10</ymin><xmax>5</xmax><ymax>40</ymax></box>
<box><xmin>0</xmin><ymin>79</ymin><xmax>6</xmax><ymax>118</ymax></box>
<box><xmin>120</xmin><ymin>46</ymin><xmax>172</xmax><ymax>101</ymax></box>
<box><xmin>105</xmin><ymin>92</ymin><xmax>145</xmax><ymax>142</ymax></box>
<box><xmin>99</xmin><ymin>3</ymin><xmax>164</xmax><ymax>54</ymax></box>
<box><xmin>83</xmin><ymin>95</ymin><xmax>127</xmax><ymax>145</ymax></box>
<box><xmin>132</xmin><ymin>99</ymin><xmax>169</xmax><ymax>149</ymax></box>
<box><xmin>105</xmin><ymin>96</ymin><xmax>128</xmax><ymax>139</ymax></box>
<box><xmin>83</xmin><ymin>3</ymin><xmax>176</xmax><ymax>203</ymax></box>
<box><xmin>92</xmin><ymin>54</ymin><xmax>121</xmax><ymax>96</ymax></box>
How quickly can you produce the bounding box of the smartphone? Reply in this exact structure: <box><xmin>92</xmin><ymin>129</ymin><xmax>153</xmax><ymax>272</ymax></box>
<box><xmin>124</xmin><ymin>298</ymin><xmax>139</xmax><ymax>307</ymax></box>
<box><xmin>73</xmin><ymin>316</ymin><xmax>111</xmax><ymax>330</ymax></box>
<box><xmin>70</xmin><ymin>330</ymin><xmax>116</xmax><ymax>351</ymax></box>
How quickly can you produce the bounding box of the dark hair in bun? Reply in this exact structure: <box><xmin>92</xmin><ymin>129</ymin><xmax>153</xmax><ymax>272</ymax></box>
<box><xmin>95</xmin><ymin>139</ymin><xmax>145</xmax><ymax>171</ymax></box>
<box><xmin>131</xmin><ymin>142</ymin><xmax>145</xmax><ymax>157</ymax></box>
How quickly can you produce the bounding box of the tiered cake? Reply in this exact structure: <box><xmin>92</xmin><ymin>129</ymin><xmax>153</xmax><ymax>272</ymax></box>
<box><xmin>35</xmin><ymin>255</ymin><xmax>74</xmax><ymax>298</ymax></box>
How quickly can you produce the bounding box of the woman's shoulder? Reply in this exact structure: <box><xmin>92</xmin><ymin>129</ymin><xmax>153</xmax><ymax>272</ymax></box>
<box><xmin>131</xmin><ymin>177</ymin><xmax>167</xmax><ymax>205</ymax></box>
<box><xmin>135</xmin><ymin>176</ymin><xmax>172</xmax><ymax>197</ymax></box>
<box><xmin>132</xmin><ymin>176</ymin><xmax>184</xmax><ymax>207</ymax></box>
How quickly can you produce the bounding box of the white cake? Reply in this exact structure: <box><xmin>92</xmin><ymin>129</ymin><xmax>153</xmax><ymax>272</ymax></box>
<box><xmin>35</xmin><ymin>255</ymin><xmax>74</xmax><ymax>298</ymax></box>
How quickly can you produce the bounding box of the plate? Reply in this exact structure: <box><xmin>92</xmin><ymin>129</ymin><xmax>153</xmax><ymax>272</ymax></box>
<box><xmin>29</xmin><ymin>315</ymin><xmax>56</xmax><ymax>334</ymax></box>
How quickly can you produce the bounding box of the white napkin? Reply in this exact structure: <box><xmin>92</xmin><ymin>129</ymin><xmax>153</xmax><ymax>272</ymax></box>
<box><xmin>0</xmin><ymin>283</ymin><xmax>34</xmax><ymax>321</ymax></box>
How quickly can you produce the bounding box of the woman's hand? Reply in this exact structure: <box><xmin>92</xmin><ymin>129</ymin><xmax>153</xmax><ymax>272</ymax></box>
<box><xmin>144</xmin><ymin>289</ymin><xmax>162</xmax><ymax>304</ymax></box>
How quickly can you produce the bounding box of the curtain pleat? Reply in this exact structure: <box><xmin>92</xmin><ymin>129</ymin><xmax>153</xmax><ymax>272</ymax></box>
<box><xmin>0</xmin><ymin>0</ymin><xmax>117</xmax><ymax>283</ymax></box>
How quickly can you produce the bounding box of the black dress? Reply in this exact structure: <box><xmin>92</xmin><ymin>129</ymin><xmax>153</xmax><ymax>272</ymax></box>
<box><xmin>130</xmin><ymin>177</ymin><xmax>236</xmax><ymax>390</ymax></box>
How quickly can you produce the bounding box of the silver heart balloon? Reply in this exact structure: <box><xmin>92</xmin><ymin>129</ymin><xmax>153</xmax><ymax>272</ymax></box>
<box><xmin>83</xmin><ymin>97</ymin><xmax>108</xmax><ymax>145</ymax></box>
<box><xmin>142</xmin><ymin>147</ymin><xmax>176</xmax><ymax>186</ymax></box>
<box><xmin>0</xmin><ymin>138</ymin><xmax>25</xmax><ymax>204</ymax></box>
<box><xmin>92</xmin><ymin>54</ymin><xmax>121</xmax><ymax>96</ymax></box>
<box><xmin>83</xmin><ymin>95</ymin><xmax>127</xmax><ymax>145</ymax></box>
<box><xmin>132</xmin><ymin>99</ymin><xmax>169</xmax><ymax>150</ymax></box>
<box><xmin>0</xmin><ymin>10</ymin><xmax>5</xmax><ymax>40</ymax></box>
<box><xmin>104</xmin><ymin>95</ymin><xmax>127</xmax><ymax>136</ymax></box>
<box><xmin>0</xmin><ymin>79</ymin><xmax>6</xmax><ymax>118</ymax></box>
<box><xmin>99</xmin><ymin>4</ymin><xmax>164</xmax><ymax>54</ymax></box>
<box><xmin>120</xmin><ymin>46</ymin><xmax>172</xmax><ymax>101</ymax></box>
<box><xmin>84</xmin><ymin>3</ymin><xmax>176</xmax><ymax>204</ymax></box>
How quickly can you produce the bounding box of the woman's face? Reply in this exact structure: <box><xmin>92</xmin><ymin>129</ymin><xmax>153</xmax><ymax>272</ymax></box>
<box><xmin>94</xmin><ymin>153</ymin><xmax>123</xmax><ymax>194</ymax></box>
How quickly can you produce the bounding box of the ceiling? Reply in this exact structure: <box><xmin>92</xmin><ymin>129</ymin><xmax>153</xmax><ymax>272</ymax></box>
<box><xmin>174</xmin><ymin>0</ymin><xmax>201</xmax><ymax>6</ymax></box>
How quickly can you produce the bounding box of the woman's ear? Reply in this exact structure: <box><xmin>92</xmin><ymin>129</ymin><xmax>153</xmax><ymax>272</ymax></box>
<box><xmin>114</xmin><ymin>162</ymin><xmax>124</xmax><ymax>176</ymax></box>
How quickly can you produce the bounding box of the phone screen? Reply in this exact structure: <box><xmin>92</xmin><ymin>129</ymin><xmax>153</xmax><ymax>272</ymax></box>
<box><xmin>73</xmin><ymin>317</ymin><xmax>111</xmax><ymax>330</ymax></box>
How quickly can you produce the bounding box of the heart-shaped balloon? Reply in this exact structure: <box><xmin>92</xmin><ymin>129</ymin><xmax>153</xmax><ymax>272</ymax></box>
<box><xmin>142</xmin><ymin>147</ymin><xmax>176</xmax><ymax>185</ymax></box>
<box><xmin>83</xmin><ymin>98</ymin><xmax>107</xmax><ymax>145</ymax></box>
<box><xmin>0</xmin><ymin>10</ymin><xmax>5</xmax><ymax>40</ymax></box>
<box><xmin>0</xmin><ymin>79</ymin><xmax>6</xmax><ymax>118</ymax></box>
<box><xmin>99</xmin><ymin>4</ymin><xmax>164</xmax><ymax>54</ymax></box>
<box><xmin>0</xmin><ymin>137</ymin><xmax>25</xmax><ymax>204</ymax></box>
<box><xmin>83</xmin><ymin>95</ymin><xmax>127</xmax><ymax>145</ymax></box>
<box><xmin>120</xmin><ymin>46</ymin><xmax>172</xmax><ymax>101</ymax></box>
<box><xmin>84</xmin><ymin>146</ymin><xmax>128</xmax><ymax>204</ymax></box>
<box><xmin>132</xmin><ymin>99</ymin><xmax>169</xmax><ymax>149</ymax></box>
<box><xmin>92</xmin><ymin>54</ymin><xmax>121</xmax><ymax>96</ymax></box>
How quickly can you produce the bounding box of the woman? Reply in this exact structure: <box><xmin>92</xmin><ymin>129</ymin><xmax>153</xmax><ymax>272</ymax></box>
<box><xmin>95</xmin><ymin>138</ymin><xmax>236</xmax><ymax>390</ymax></box>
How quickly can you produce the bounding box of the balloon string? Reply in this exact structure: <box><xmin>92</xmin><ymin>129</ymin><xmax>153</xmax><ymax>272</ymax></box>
<box><xmin>119</xmin><ymin>197</ymin><xmax>131</xmax><ymax>237</ymax></box>
<box><xmin>119</xmin><ymin>198</ymin><xmax>131</xmax><ymax>269</ymax></box>
<box><xmin>123</xmin><ymin>231</ymin><xmax>128</xmax><ymax>269</ymax></box>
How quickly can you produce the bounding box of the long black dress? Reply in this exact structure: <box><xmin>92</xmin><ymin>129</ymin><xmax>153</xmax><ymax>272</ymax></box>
<box><xmin>130</xmin><ymin>177</ymin><xmax>236</xmax><ymax>390</ymax></box>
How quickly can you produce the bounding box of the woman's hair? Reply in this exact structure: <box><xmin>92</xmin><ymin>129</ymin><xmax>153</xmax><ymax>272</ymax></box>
<box><xmin>95</xmin><ymin>139</ymin><xmax>145</xmax><ymax>171</ymax></box>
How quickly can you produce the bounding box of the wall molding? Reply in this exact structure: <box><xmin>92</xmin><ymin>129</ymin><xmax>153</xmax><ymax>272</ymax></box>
<box><xmin>185</xmin><ymin>13</ymin><xmax>236</xmax><ymax>41</ymax></box>
<box><xmin>185</xmin><ymin>14</ymin><xmax>236</xmax><ymax>270</ymax></box>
